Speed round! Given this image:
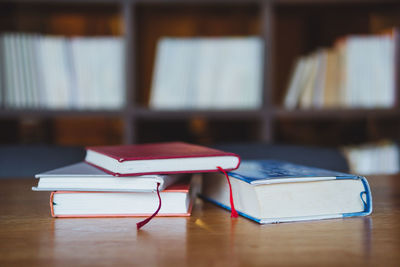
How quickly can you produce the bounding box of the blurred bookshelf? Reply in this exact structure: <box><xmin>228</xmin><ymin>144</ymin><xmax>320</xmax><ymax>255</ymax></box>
<box><xmin>0</xmin><ymin>0</ymin><xmax>400</xmax><ymax>147</ymax></box>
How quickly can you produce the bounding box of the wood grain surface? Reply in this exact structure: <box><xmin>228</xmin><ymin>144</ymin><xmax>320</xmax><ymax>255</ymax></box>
<box><xmin>0</xmin><ymin>175</ymin><xmax>399</xmax><ymax>266</ymax></box>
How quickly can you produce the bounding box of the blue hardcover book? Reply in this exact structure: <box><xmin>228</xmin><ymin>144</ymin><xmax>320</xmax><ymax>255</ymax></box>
<box><xmin>202</xmin><ymin>160</ymin><xmax>372</xmax><ymax>224</ymax></box>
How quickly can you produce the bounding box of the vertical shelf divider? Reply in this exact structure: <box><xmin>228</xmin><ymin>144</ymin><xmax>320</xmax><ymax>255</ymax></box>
<box><xmin>260</xmin><ymin>1</ymin><xmax>275</xmax><ymax>143</ymax></box>
<box><xmin>122</xmin><ymin>0</ymin><xmax>136</xmax><ymax>144</ymax></box>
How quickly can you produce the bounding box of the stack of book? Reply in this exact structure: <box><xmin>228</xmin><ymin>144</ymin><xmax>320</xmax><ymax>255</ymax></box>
<box><xmin>34</xmin><ymin>141</ymin><xmax>373</xmax><ymax>226</ymax></box>
<box><xmin>0</xmin><ymin>33</ymin><xmax>124</xmax><ymax>109</ymax></box>
<box><xmin>150</xmin><ymin>37</ymin><xmax>263</xmax><ymax>110</ymax></box>
<box><xmin>284</xmin><ymin>31</ymin><xmax>398</xmax><ymax>109</ymax></box>
<box><xmin>342</xmin><ymin>140</ymin><xmax>399</xmax><ymax>175</ymax></box>
<box><xmin>33</xmin><ymin>142</ymin><xmax>240</xmax><ymax>227</ymax></box>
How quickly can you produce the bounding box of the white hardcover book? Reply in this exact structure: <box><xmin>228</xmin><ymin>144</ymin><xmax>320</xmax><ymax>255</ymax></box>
<box><xmin>88</xmin><ymin>38</ymin><xmax>101</xmax><ymax>109</ymax></box>
<box><xmin>35</xmin><ymin>35</ymin><xmax>47</xmax><ymax>108</ymax></box>
<box><xmin>187</xmin><ymin>39</ymin><xmax>200</xmax><ymax>108</ymax></box>
<box><xmin>15</xmin><ymin>34</ymin><xmax>29</xmax><ymax>108</ymax></box>
<box><xmin>23</xmin><ymin>34</ymin><xmax>37</xmax><ymax>108</ymax></box>
<box><xmin>97</xmin><ymin>38</ymin><xmax>107</xmax><ymax>108</ymax></box>
<box><xmin>299</xmin><ymin>54</ymin><xmax>318</xmax><ymax>109</ymax></box>
<box><xmin>25</xmin><ymin>34</ymin><xmax>41</xmax><ymax>108</ymax></box>
<box><xmin>74</xmin><ymin>37</ymin><xmax>107</xmax><ymax>109</ymax></box>
<box><xmin>195</xmin><ymin>38</ymin><xmax>219</xmax><ymax>109</ymax></box>
<box><xmin>177</xmin><ymin>39</ymin><xmax>193</xmax><ymax>109</ymax></box>
<box><xmin>362</xmin><ymin>38</ymin><xmax>375</xmax><ymax>107</ymax></box>
<box><xmin>377</xmin><ymin>36</ymin><xmax>395</xmax><ymax>107</ymax></box>
<box><xmin>1</xmin><ymin>35</ymin><xmax>13</xmax><ymax>107</ymax></box>
<box><xmin>38</xmin><ymin>36</ymin><xmax>71</xmax><ymax>109</ymax></box>
<box><xmin>209</xmin><ymin>38</ymin><xmax>263</xmax><ymax>110</ymax></box>
<box><xmin>84</xmin><ymin>39</ymin><xmax>95</xmax><ymax>108</ymax></box>
<box><xmin>246</xmin><ymin>38</ymin><xmax>263</xmax><ymax>109</ymax></box>
<box><xmin>284</xmin><ymin>57</ymin><xmax>307</xmax><ymax>109</ymax></box>
<box><xmin>55</xmin><ymin>36</ymin><xmax>71</xmax><ymax>109</ymax></box>
<box><xmin>71</xmin><ymin>38</ymin><xmax>85</xmax><ymax>109</ymax></box>
<box><xmin>150</xmin><ymin>38</ymin><xmax>175</xmax><ymax>109</ymax></box>
<box><xmin>104</xmin><ymin>37</ymin><xmax>124</xmax><ymax>109</ymax></box>
<box><xmin>8</xmin><ymin>34</ymin><xmax>21</xmax><ymax>108</ymax></box>
<box><xmin>169</xmin><ymin>38</ymin><xmax>186</xmax><ymax>109</ymax></box>
<box><xmin>343</xmin><ymin>37</ymin><xmax>393</xmax><ymax>108</ymax></box>
<box><xmin>149</xmin><ymin>38</ymin><xmax>164</xmax><ymax>109</ymax></box>
<box><xmin>213</xmin><ymin>39</ymin><xmax>229</xmax><ymax>109</ymax></box>
<box><xmin>33</xmin><ymin>162</ymin><xmax>182</xmax><ymax>192</ymax></box>
<box><xmin>217</xmin><ymin>38</ymin><xmax>263</xmax><ymax>109</ymax></box>
<box><xmin>63</xmin><ymin>37</ymin><xmax>76</xmax><ymax>109</ymax></box>
<box><xmin>312</xmin><ymin>49</ymin><xmax>328</xmax><ymax>108</ymax></box>
<box><xmin>72</xmin><ymin>38</ymin><xmax>86</xmax><ymax>109</ymax></box>
<box><xmin>343</xmin><ymin>39</ymin><xmax>355</xmax><ymax>107</ymax></box>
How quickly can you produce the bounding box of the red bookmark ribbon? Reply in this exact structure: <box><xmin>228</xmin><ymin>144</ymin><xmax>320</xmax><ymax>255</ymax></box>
<box><xmin>217</xmin><ymin>166</ymin><xmax>239</xmax><ymax>218</ymax></box>
<box><xmin>137</xmin><ymin>182</ymin><xmax>162</xmax><ymax>230</ymax></box>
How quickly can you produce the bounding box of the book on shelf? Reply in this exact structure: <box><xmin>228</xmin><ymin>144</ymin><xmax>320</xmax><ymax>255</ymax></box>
<box><xmin>0</xmin><ymin>33</ymin><xmax>124</xmax><ymax>110</ymax></box>
<box><xmin>48</xmin><ymin>176</ymin><xmax>199</xmax><ymax>218</ymax></box>
<box><xmin>33</xmin><ymin>162</ymin><xmax>182</xmax><ymax>192</ymax></box>
<box><xmin>202</xmin><ymin>160</ymin><xmax>372</xmax><ymax>224</ymax></box>
<box><xmin>284</xmin><ymin>31</ymin><xmax>397</xmax><ymax>109</ymax></box>
<box><xmin>85</xmin><ymin>141</ymin><xmax>241</xmax><ymax>176</ymax></box>
<box><xmin>342</xmin><ymin>140</ymin><xmax>400</xmax><ymax>175</ymax></box>
<box><xmin>149</xmin><ymin>37</ymin><xmax>263</xmax><ymax>110</ymax></box>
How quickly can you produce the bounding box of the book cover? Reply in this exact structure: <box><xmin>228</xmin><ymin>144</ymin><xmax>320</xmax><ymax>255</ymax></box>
<box><xmin>33</xmin><ymin>162</ymin><xmax>181</xmax><ymax>192</ymax></box>
<box><xmin>85</xmin><ymin>141</ymin><xmax>240</xmax><ymax>176</ymax></box>
<box><xmin>202</xmin><ymin>160</ymin><xmax>372</xmax><ymax>224</ymax></box>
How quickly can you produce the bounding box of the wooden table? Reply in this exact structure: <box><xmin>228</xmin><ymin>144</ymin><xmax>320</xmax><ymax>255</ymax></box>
<box><xmin>0</xmin><ymin>175</ymin><xmax>399</xmax><ymax>266</ymax></box>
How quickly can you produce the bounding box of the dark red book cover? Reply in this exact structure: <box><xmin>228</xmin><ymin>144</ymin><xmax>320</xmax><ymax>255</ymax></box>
<box><xmin>86</xmin><ymin>142</ymin><xmax>239</xmax><ymax>162</ymax></box>
<box><xmin>85</xmin><ymin>142</ymin><xmax>240</xmax><ymax>176</ymax></box>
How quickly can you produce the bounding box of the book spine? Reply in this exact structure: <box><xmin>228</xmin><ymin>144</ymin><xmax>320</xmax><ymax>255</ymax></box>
<box><xmin>50</xmin><ymin>192</ymin><xmax>56</xmax><ymax>217</ymax></box>
<box><xmin>343</xmin><ymin>176</ymin><xmax>373</xmax><ymax>217</ymax></box>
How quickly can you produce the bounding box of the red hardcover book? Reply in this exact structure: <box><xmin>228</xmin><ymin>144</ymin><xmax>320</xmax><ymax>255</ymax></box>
<box><xmin>49</xmin><ymin>178</ymin><xmax>198</xmax><ymax>218</ymax></box>
<box><xmin>85</xmin><ymin>141</ymin><xmax>240</xmax><ymax>176</ymax></box>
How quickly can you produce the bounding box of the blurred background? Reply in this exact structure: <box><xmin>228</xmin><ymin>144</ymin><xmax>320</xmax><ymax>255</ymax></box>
<box><xmin>0</xmin><ymin>0</ymin><xmax>399</xmax><ymax>176</ymax></box>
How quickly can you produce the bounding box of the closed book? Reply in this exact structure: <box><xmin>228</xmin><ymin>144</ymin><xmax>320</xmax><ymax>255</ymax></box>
<box><xmin>49</xmin><ymin>177</ymin><xmax>199</xmax><ymax>218</ymax></box>
<box><xmin>85</xmin><ymin>142</ymin><xmax>240</xmax><ymax>176</ymax></box>
<box><xmin>33</xmin><ymin>162</ymin><xmax>181</xmax><ymax>192</ymax></box>
<box><xmin>202</xmin><ymin>160</ymin><xmax>372</xmax><ymax>224</ymax></box>
<box><xmin>284</xmin><ymin>56</ymin><xmax>306</xmax><ymax>109</ymax></box>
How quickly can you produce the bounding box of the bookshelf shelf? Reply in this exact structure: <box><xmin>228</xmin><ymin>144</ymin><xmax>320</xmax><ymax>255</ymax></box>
<box><xmin>0</xmin><ymin>0</ymin><xmax>399</xmax><ymax>146</ymax></box>
<box><xmin>134</xmin><ymin>108</ymin><xmax>265</xmax><ymax>120</ymax></box>
<box><xmin>0</xmin><ymin>109</ymin><xmax>125</xmax><ymax>118</ymax></box>
<box><xmin>274</xmin><ymin>108</ymin><xmax>400</xmax><ymax>120</ymax></box>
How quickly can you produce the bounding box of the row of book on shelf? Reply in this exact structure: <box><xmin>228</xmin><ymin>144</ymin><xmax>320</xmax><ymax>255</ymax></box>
<box><xmin>33</xmin><ymin>141</ymin><xmax>372</xmax><ymax>229</ymax></box>
<box><xmin>284</xmin><ymin>30</ymin><xmax>398</xmax><ymax>109</ymax></box>
<box><xmin>342</xmin><ymin>140</ymin><xmax>399</xmax><ymax>175</ymax></box>
<box><xmin>0</xmin><ymin>34</ymin><xmax>263</xmax><ymax>111</ymax></box>
<box><xmin>150</xmin><ymin>37</ymin><xmax>264</xmax><ymax>110</ymax></box>
<box><xmin>1</xmin><ymin>31</ymin><xmax>398</xmax><ymax>112</ymax></box>
<box><xmin>0</xmin><ymin>33</ymin><xmax>124</xmax><ymax>109</ymax></box>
